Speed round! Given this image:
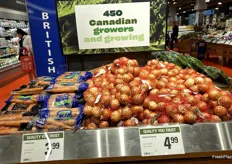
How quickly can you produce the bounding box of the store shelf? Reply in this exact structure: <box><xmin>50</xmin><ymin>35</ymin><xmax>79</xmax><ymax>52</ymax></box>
<box><xmin>0</xmin><ymin>46</ymin><xmax>9</xmax><ymax>49</ymax></box>
<box><xmin>0</xmin><ymin>122</ymin><xmax>232</xmax><ymax>163</ymax></box>
<box><xmin>0</xmin><ymin>62</ymin><xmax>20</xmax><ymax>73</ymax></box>
<box><xmin>0</xmin><ymin>53</ymin><xmax>16</xmax><ymax>58</ymax></box>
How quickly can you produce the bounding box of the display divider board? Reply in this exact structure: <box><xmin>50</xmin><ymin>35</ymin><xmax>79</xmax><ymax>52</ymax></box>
<box><xmin>26</xmin><ymin>0</ymin><xmax>67</xmax><ymax>77</ymax></box>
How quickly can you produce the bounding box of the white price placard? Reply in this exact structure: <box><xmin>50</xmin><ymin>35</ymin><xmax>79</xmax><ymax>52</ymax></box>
<box><xmin>21</xmin><ymin>132</ymin><xmax>64</xmax><ymax>162</ymax></box>
<box><xmin>139</xmin><ymin>126</ymin><xmax>185</xmax><ymax>156</ymax></box>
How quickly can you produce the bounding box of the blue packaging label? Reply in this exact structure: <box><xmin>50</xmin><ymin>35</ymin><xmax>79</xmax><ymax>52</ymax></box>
<box><xmin>59</xmin><ymin>82</ymin><xmax>75</xmax><ymax>86</ymax></box>
<box><xmin>56</xmin><ymin>110</ymin><xmax>72</xmax><ymax>120</ymax></box>
<box><xmin>41</xmin><ymin>76</ymin><xmax>53</xmax><ymax>81</ymax></box>
<box><xmin>36</xmin><ymin>118</ymin><xmax>46</xmax><ymax>127</ymax></box>
<box><xmin>39</xmin><ymin>109</ymin><xmax>50</xmax><ymax>119</ymax></box>
<box><xmin>54</xmin><ymin>94</ymin><xmax>72</xmax><ymax>108</ymax></box>
<box><xmin>18</xmin><ymin>96</ymin><xmax>33</xmax><ymax>100</ymax></box>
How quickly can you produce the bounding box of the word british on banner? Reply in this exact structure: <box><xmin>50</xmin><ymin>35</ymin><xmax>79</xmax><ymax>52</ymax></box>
<box><xmin>26</xmin><ymin>0</ymin><xmax>66</xmax><ymax>77</ymax></box>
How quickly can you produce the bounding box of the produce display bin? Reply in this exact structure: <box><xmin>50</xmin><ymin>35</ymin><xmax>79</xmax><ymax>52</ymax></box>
<box><xmin>177</xmin><ymin>39</ymin><xmax>193</xmax><ymax>54</ymax></box>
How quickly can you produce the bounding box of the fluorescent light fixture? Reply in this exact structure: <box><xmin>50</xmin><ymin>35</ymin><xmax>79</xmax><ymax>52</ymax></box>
<box><xmin>16</xmin><ymin>0</ymin><xmax>26</xmax><ymax>5</ymax></box>
<box><xmin>218</xmin><ymin>2</ymin><xmax>222</xmax><ymax>5</ymax></box>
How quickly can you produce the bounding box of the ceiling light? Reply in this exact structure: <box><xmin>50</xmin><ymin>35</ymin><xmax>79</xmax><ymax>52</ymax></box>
<box><xmin>16</xmin><ymin>0</ymin><xmax>26</xmax><ymax>5</ymax></box>
<box><xmin>192</xmin><ymin>9</ymin><xmax>194</xmax><ymax>11</ymax></box>
<box><xmin>205</xmin><ymin>0</ymin><xmax>210</xmax><ymax>2</ymax></box>
<box><xmin>215</xmin><ymin>7</ymin><xmax>219</xmax><ymax>10</ymax></box>
<box><xmin>168</xmin><ymin>2</ymin><xmax>169</xmax><ymax>4</ymax></box>
<box><xmin>179</xmin><ymin>7</ymin><xmax>181</xmax><ymax>10</ymax></box>
<box><xmin>218</xmin><ymin>2</ymin><xmax>222</xmax><ymax>5</ymax></box>
<box><xmin>173</xmin><ymin>2</ymin><xmax>177</xmax><ymax>4</ymax></box>
<box><xmin>183</xmin><ymin>11</ymin><xmax>186</xmax><ymax>13</ymax></box>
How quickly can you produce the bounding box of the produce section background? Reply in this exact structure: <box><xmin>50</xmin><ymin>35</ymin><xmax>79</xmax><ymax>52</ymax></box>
<box><xmin>56</xmin><ymin>0</ymin><xmax>167</xmax><ymax>55</ymax></box>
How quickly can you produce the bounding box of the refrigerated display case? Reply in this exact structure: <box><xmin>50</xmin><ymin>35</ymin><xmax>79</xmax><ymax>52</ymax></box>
<box><xmin>0</xmin><ymin>19</ymin><xmax>29</xmax><ymax>87</ymax></box>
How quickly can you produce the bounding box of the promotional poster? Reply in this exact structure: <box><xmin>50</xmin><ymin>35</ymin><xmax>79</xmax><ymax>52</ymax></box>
<box><xmin>56</xmin><ymin>0</ymin><xmax>167</xmax><ymax>55</ymax></box>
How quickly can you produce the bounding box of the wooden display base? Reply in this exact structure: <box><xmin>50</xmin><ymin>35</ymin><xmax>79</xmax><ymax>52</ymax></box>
<box><xmin>206</xmin><ymin>43</ymin><xmax>232</xmax><ymax>66</ymax></box>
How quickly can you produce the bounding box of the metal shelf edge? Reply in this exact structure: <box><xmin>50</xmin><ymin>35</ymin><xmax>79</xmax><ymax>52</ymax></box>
<box><xmin>0</xmin><ymin>62</ymin><xmax>21</xmax><ymax>72</ymax></box>
<box><xmin>0</xmin><ymin>122</ymin><xmax>232</xmax><ymax>163</ymax></box>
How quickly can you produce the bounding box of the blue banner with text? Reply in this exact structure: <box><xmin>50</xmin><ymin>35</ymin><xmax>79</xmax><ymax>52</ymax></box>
<box><xmin>26</xmin><ymin>0</ymin><xmax>66</xmax><ymax>77</ymax></box>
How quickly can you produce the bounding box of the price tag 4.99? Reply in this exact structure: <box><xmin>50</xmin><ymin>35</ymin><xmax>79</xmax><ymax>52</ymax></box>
<box><xmin>139</xmin><ymin>126</ymin><xmax>185</xmax><ymax>156</ymax></box>
<box><xmin>21</xmin><ymin>132</ymin><xmax>64</xmax><ymax>162</ymax></box>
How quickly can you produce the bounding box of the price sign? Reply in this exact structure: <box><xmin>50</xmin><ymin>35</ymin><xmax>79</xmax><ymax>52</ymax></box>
<box><xmin>225</xmin><ymin>40</ymin><xmax>231</xmax><ymax>45</ymax></box>
<box><xmin>212</xmin><ymin>40</ymin><xmax>217</xmax><ymax>43</ymax></box>
<box><xmin>21</xmin><ymin>132</ymin><xmax>64</xmax><ymax>162</ymax></box>
<box><xmin>139</xmin><ymin>126</ymin><xmax>185</xmax><ymax>156</ymax></box>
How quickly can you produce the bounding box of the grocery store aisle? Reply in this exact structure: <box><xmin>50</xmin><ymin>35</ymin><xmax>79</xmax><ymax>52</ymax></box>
<box><xmin>0</xmin><ymin>74</ymin><xmax>30</xmax><ymax>109</ymax></box>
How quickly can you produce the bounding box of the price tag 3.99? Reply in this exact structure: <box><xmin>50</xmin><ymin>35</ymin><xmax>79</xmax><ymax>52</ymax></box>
<box><xmin>21</xmin><ymin>132</ymin><xmax>64</xmax><ymax>162</ymax></box>
<box><xmin>139</xmin><ymin>126</ymin><xmax>185</xmax><ymax>156</ymax></box>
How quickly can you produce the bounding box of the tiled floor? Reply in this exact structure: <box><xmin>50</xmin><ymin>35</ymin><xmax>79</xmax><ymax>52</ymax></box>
<box><xmin>0</xmin><ymin>56</ymin><xmax>232</xmax><ymax>110</ymax></box>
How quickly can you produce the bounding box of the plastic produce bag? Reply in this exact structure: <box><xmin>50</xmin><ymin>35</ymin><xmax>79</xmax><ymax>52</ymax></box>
<box><xmin>6</xmin><ymin>94</ymin><xmax>47</xmax><ymax>104</ymax></box>
<box><xmin>55</xmin><ymin>71</ymin><xmax>93</xmax><ymax>82</ymax></box>
<box><xmin>43</xmin><ymin>93</ymin><xmax>79</xmax><ymax>108</ymax></box>
<box><xmin>36</xmin><ymin>76</ymin><xmax>55</xmax><ymax>85</ymax></box>
<box><xmin>46</xmin><ymin>81</ymin><xmax>88</xmax><ymax>93</ymax></box>
<box><xmin>36</xmin><ymin>105</ymin><xmax>84</xmax><ymax>131</ymax></box>
<box><xmin>12</xmin><ymin>80</ymin><xmax>50</xmax><ymax>95</ymax></box>
<box><xmin>1</xmin><ymin>102</ymin><xmax>43</xmax><ymax>113</ymax></box>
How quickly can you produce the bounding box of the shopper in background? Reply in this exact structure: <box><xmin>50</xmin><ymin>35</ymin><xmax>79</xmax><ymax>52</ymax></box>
<box><xmin>17</xmin><ymin>29</ymin><xmax>32</xmax><ymax>60</ymax></box>
<box><xmin>171</xmin><ymin>23</ymin><xmax>179</xmax><ymax>50</ymax></box>
<box><xmin>17</xmin><ymin>29</ymin><xmax>35</xmax><ymax>80</ymax></box>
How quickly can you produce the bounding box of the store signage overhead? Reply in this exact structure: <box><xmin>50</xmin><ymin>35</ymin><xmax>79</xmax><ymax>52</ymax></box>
<box><xmin>139</xmin><ymin>126</ymin><xmax>185</xmax><ymax>156</ymax></box>
<box><xmin>56</xmin><ymin>0</ymin><xmax>167</xmax><ymax>55</ymax></box>
<box><xmin>204</xmin><ymin>9</ymin><xmax>214</xmax><ymax>16</ymax></box>
<box><xmin>21</xmin><ymin>132</ymin><xmax>64</xmax><ymax>162</ymax></box>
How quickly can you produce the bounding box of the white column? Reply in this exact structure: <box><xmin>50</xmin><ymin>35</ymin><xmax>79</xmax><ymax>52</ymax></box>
<box><xmin>168</xmin><ymin>3</ymin><xmax>177</xmax><ymax>26</ymax></box>
<box><xmin>194</xmin><ymin>0</ymin><xmax>207</xmax><ymax>26</ymax></box>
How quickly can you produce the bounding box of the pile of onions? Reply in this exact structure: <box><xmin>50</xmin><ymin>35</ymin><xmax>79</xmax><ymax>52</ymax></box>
<box><xmin>83</xmin><ymin>57</ymin><xmax>232</xmax><ymax>130</ymax></box>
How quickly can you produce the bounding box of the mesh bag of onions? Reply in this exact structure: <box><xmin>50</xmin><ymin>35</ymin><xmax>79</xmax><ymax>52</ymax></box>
<box><xmin>83</xmin><ymin>57</ymin><xmax>232</xmax><ymax>130</ymax></box>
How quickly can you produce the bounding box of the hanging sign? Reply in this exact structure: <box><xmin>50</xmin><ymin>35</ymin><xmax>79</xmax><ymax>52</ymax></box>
<box><xmin>139</xmin><ymin>126</ymin><xmax>185</xmax><ymax>156</ymax></box>
<box><xmin>56</xmin><ymin>0</ymin><xmax>167</xmax><ymax>55</ymax></box>
<box><xmin>226</xmin><ymin>19</ymin><xmax>232</xmax><ymax>28</ymax></box>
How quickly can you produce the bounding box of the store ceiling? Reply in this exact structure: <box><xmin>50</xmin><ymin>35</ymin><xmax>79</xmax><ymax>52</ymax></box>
<box><xmin>0</xmin><ymin>0</ymin><xmax>26</xmax><ymax>12</ymax></box>
<box><xmin>169</xmin><ymin>0</ymin><xmax>232</xmax><ymax>14</ymax></box>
